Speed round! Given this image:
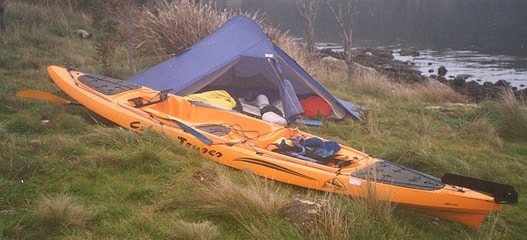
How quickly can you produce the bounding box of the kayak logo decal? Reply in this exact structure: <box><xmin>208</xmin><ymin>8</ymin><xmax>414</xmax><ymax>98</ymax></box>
<box><xmin>177</xmin><ymin>136</ymin><xmax>223</xmax><ymax>158</ymax></box>
<box><xmin>235</xmin><ymin>158</ymin><xmax>316</xmax><ymax>180</ymax></box>
<box><xmin>324</xmin><ymin>178</ymin><xmax>347</xmax><ymax>191</ymax></box>
<box><xmin>130</xmin><ymin>121</ymin><xmax>141</xmax><ymax>129</ymax></box>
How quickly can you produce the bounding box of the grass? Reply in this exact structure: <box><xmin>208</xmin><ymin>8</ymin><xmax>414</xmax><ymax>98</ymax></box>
<box><xmin>31</xmin><ymin>193</ymin><xmax>93</xmax><ymax>230</ymax></box>
<box><xmin>1</xmin><ymin>1</ymin><xmax>526</xmax><ymax>239</ymax></box>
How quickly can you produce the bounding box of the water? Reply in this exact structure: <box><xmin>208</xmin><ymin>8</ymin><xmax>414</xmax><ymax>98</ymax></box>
<box><xmin>393</xmin><ymin>49</ymin><xmax>527</xmax><ymax>89</ymax></box>
<box><xmin>239</xmin><ymin>0</ymin><xmax>527</xmax><ymax>90</ymax></box>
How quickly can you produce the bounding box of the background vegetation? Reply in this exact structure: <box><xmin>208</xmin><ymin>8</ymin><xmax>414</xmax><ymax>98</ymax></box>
<box><xmin>1</xmin><ymin>0</ymin><xmax>525</xmax><ymax>239</ymax></box>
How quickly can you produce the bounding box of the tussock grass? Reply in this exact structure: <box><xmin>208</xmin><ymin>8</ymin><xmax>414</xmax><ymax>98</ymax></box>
<box><xmin>294</xmin><ymin>191</ymin><xmax>405</xmax><ymax>240</ymax></box>
<box><xmin>394</xmin><ymin>78</ymin><xmax>468</xmax><ymax>103</ymax></box>
<box><xmin>169</xmin><ymin>220</ymin><xmax>221</xmax><ymax>240</ymax></box>
<box><xmin>171</xmin><ymin>169</ymin><xmax>304</xmax><ymax>239</ymax></box>
<box><xmin>362</xmin><ymin>98</ymin><xmax>387</xmax><ymax>137</ymax></box>
<box><xmin>190</xmin><ymin>170</ymin><xmax>289</xmax><ymax>221</ymax></box>
<box><xmin>492</xmin><ymin>88</ymin><xmax>527</xmax><ymax>141</ymax></box>
<box><xmin>31</xmin><ymin>193</ymin><xmax>92</xmax><ymax>229</ymax></box>
<box><xmin>469</xmin><ymin>88</ymin><xmax>527</xmax><ymax>142</ymax></box>
<box><xmin>352</xmin><ymin>65</ymin><xmax>393</xmax><ymax>99</ymax></box>
<box><xmin>137</xmin><ymin>0</ymin><xmax>234</xmax><ymax>55</ymax></box>
<box><xmin>461</xmin><ymin>113</ymin><xmax>503</xmax><ymax>148</ymax></box>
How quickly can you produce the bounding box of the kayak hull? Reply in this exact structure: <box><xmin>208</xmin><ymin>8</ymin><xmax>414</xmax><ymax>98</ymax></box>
<box><xmin>47</xmin><ymin>66</ymin><xmax>503</xmax><ymax>228</ymax></box>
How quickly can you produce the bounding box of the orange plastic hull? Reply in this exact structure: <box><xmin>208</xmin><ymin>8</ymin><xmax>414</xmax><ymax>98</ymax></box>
<box><xmin>47</xmin><ymin>65</ymin><xmax>501</xmax><ymax>228</ymax></box>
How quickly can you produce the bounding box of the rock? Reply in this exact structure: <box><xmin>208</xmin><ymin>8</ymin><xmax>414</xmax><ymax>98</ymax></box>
<box><xmin>456</xmin><ymin>74</ymin><xmax>472</xmax><ymax>80</ymax></box>
<box><xmin>465</xmin><ymin>81</ymin><xmax>486</xmax><ymax>101</ymax></box>
<box><xmin>191</xmin><ymin>169</ymin><xmax>218</xmax><ymax>185</ymax></box>
<box><xmin>399</xmin><ymin>48</ymin><xmax>420</xmax><ymax>57</ymax></box>
<box><xmin>438</xmin><ymin>65</ymin><xmax>447</xmax><ymax>76</ymax></box>
<box><xmin>320</xmin><ymin>56</ymin><xmax>347</xmax><ymax>71</ymax></box>
<box><xmin>74</xmin><ymin>29</ymin><xmax>92</xmax><ymax>39</ymax></box>
<box><xmin>495</xmin><ymin>79</ymin><xmax>510</xmax><ymax>87</ymax></box>
<box><xmin>280</xmin><ymin>196</ymin><xmax>327</xmax><ymax>233</ymax></box>
<box><xmin>451</xmin><ymin>77</ymin><xmax>466</xmax><ymax>86</ymax></box>
<box><xmin>483</xmin><ymin>81</ymin><xmax>494</xmax><ymax>87</ymax></box>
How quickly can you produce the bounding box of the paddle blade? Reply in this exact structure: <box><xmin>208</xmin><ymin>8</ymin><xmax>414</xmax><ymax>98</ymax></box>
<box><xmin>16</xmin><ymin>90</ymin><xmax>80</xmax><ymax>105</ymax></box>
<box><xmin>442</xmin><ymin>173</ymin><xmax>518</xmax><ymax>204</ymax></box>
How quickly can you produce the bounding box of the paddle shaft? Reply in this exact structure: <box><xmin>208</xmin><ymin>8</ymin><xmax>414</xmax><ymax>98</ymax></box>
<box><xmin>16</xmin><ymin>90</ymin><xmax>81</xmax><ymax>105</ymax></box>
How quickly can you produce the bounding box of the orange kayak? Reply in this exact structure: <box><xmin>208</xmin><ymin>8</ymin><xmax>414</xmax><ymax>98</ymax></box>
<box><xmin>46</xmin><ymin>65</ymin><xmax>517</xmax><ymax>228</ymax></box>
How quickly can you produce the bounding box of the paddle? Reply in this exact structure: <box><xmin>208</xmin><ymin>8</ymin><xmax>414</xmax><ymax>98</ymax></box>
<box><xmin>162</xmin><ymin>115</ymin><xmax>213</xmax><ymax>145</ymax></box>
<box><xmin>16</xmin><ymin>90</ymin><xmax>81</xmax><ymax>105</ymax></box>
<box><xmin>441</xmin><ymin>173</ymin><xmax>518</xmax><ymax>204</ymax></box>
<box><xmin>16</xmin><ymin>90</ymin><xmax>214</xmax><ymax>145</ymax></box>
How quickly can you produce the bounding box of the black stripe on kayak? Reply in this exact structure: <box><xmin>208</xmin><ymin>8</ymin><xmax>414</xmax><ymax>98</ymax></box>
<box><xmin>236</xmin><ymin>158</ymin><xmax>316</xmax><ymax>181</ymax></box>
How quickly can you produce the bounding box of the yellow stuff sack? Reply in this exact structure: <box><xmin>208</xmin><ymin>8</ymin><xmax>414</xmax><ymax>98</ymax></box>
<box><xmin>185</xmin><ymin>90</ymin><xmax>237</xmax><ymax>110</ymax></box>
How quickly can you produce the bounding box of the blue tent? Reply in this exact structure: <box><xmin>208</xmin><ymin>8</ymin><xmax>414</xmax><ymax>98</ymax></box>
<box><xmin>128</xmin><ymin>16</ymin><xmax>363</xmax><ymax>122</ymax></box>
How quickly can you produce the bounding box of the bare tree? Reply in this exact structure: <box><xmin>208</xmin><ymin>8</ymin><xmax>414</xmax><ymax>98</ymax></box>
<box><xmin>326</xmin><ymin>0</ymin><xmax>355</xmax><ymax>84</ymax></box>
<box><xmin>296</xmin><ymin>0</ymin><xmax>319</xmax><ymax>53</ymax></box>
<box><xmin>0</xmin><ymin>0</ymin><xmax>7</xmax><ymax>31</ymax></box>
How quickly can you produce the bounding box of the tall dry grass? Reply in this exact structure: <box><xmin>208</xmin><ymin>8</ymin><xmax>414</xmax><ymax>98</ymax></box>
<box><xmin>300</xmin><ymin>190</ymin><xmax>398</xmax><ymax>239</ymax></box>
<box><xmin>2</xmin><ymin>1</ymin><xmax>92</xmax><ymax>71</ymax></box>
<box><xmin>179</xmin><ymin>169</ymin><xmax>297</xmax><ymax>238</ymax></box>
<box><xmin>490</xmin><ymin>88</ymin><xmax>527</xmax><ymax>141</ymax></box>
<box><xmin>191</xmin><ymin>170</ymin><xmax>289</xmax><ymax>221</ymax></box>
<box><xmin>393</xmin><ymin>78</ymin><xmax>468</xmax><ymax>103</ymax></box>
<box><xmin>462</xmin><ymin>113</ymin><xmax>503</xmax><ymax>148</ymax></box>
<box><xmin>8</xmin><ymin>0</ymin><xmax>91</xmax><ymax>31</ymax></box>
<box><xmin>169</xmin><ymin>219</ymin><xmax>221</xmax><ymax>240</ymax></box>
<box><xmin>317</xmin><ymin>59</ymin><xmax>467</xmax><ymax>105</ymax></box>
<box><xmin>137</xmin><ymin>0</ymin><xmax>234</xmax><ymax>55</ymax></box>
<box><xmin>134</xmin><ymin>0</ymin><xmax>312</xmax><ymax>73</ymax></box>
<box><xmin>352</xmin><ymin>64</ymin><xmax>393</xmax><ymax>98</ymax></box>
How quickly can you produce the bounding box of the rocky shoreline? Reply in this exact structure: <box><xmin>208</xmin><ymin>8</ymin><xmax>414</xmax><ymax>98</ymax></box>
<box><xmin>319</xmin><ymin>48</ymin><xmax>526</xmax><ymax>102</ymax></box>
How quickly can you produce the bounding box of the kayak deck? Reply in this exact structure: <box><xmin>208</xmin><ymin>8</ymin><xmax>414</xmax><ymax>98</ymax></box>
<box><xmin>77</xmin><ymin>71</ymin><xmax>448</xmax><ymax>191</ymax></box>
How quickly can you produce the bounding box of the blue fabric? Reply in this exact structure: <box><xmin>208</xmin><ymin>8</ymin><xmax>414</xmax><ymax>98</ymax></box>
<box><xmin>278</xmin><ymin>137</ymin><xmax>341</xmax><ymax>163</ymax></box>
<box><xmin>127</xmin><ymin>16</ymin><xmax>363</xmax><ymax>121</ymax></box>
<box><xmin>280</xmin><ymin>79</ymin><xmax>303</xmax><ymax>122</ymax></box>
<box><xmin>303</xmin><ymin>137</ymin><xmax>341</xmax><ymax>159</ymax></box>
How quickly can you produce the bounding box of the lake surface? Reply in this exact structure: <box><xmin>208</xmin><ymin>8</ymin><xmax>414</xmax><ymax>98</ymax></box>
<box><xmin>317</xmin><ymin>42</ymin><xmax>527</xmax><ymax>90</ymax></box>
<box><xmin>392</xmin><ymin>48</ymin><xmax>527</xmax><ymax>89</ymax></box>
